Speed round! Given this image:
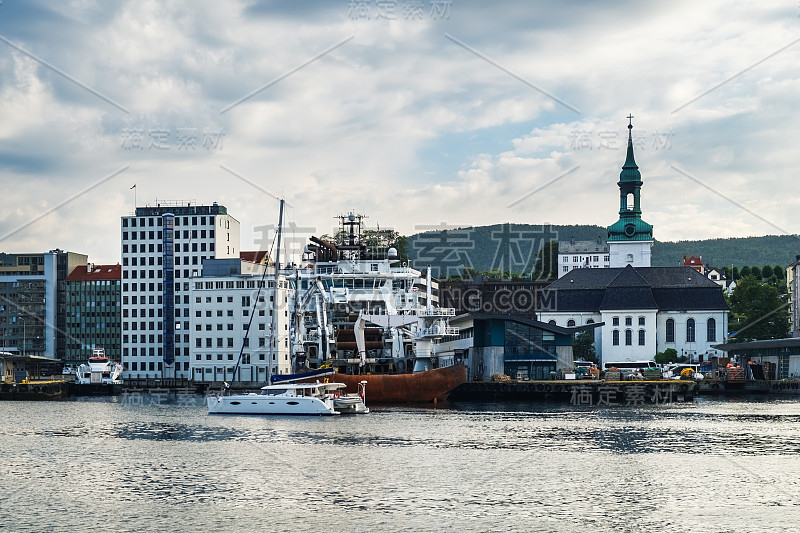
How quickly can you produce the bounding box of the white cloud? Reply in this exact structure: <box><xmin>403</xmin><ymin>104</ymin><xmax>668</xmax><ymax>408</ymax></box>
<box><xmin>0</xmin><ymin>0</ymin><xmax>799</xmax><ymax>265</ymax></box>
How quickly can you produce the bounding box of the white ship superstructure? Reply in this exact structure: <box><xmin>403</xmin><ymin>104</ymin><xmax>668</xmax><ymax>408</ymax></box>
<box><xmin>289</xmin><ymin>213</ymin><xmax>458</xmax><ymax>375</ymax></box>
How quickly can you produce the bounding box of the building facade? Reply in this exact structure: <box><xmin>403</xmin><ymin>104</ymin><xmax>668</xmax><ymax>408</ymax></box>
<box><xmin>121</xmin><ymin>202</ymin><xmax>240</xmax><ymax>378</ymax></box>
<box><xmin>0</xmin><ymin>250</ymin><xmax>87</xmax><ymax>358</ymax></box>
<box><xmin>64</xmin><ymin>264</ymin><xmax>122</xmax><ymax>365</ymax></box>
<box><xmin>538</xmin><ymin>119</ymin><xmax>728</xmax><ymax>365</ymax></box>
<box><xmin>187</xmin><ymin>259</ymin><xmax>293</xmax><ymax>383</ymax></box>
<box><xmin>788</xmin><ymin>255</ymin><xmax>800</xmax><ymax>338</ymax></box>
<box><xmin>557</xmin><ymin>237</ymin><xmax>610</xmax><ymax>278</ymax></box>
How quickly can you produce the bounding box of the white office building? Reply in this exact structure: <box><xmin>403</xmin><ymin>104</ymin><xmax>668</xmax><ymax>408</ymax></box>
<box><xmin>121</xmin><ymin>202</ymin><xmax>240</xmax><ymax>378</ymax></box>
<box><xmin>188</xmin><ymin>258</ymin><xmax>293</xmax><ymax>383</ymax></box>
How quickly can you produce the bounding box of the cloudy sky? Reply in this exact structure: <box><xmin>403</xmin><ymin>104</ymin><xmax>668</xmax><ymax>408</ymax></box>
<box><xmin>0</xmin><ymin>0</ymin><xmax>799</xmax><ymax>264</ymax></box>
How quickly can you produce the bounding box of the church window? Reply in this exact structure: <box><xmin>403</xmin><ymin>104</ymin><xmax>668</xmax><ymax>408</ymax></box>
<box><xmin>567</xmin><ymin>319</ymin><xmax>576</xmax><ymax>327</ymax></box>
<box><xmin>638</xmin><ymin>316</ymin><xmax>645</xmax><ymax>326</ymax></box>
<box><xmin>706</xmin><ymin>318</ymin><xmax>716</xmax><ymax>342</ymax></box>
<box><xmin>626</xmin><ymin>192</ymin><xmax>634</xmax><ymax>210</ymax></box>
<box><xmin>586</xmin><ymin>319</ymin><xmax>595</xmax><ymax>324</ymax></box>
<box><xmin>625</xmin><ymin>329</ymin><xmax>632</xmax><ymax>345</ymax></box>
<box><xmin>625</xmin><ymin>316</ymin><xmax>632</xmax><ymax>327</ymax></box>
<box><xmin>548</xmin><ymin>320</ymin><xmax>556</xmax><ymax>325</ymax></box>
<box><xmin>638</xmin><ymin>329</ymin><xmax>645</xmax><ymax>345</ymax></box>
<box><xmin>666</xmin><ymin>319</ymin><xmax>675</xmax><ymax>343</ymax></box>
<box><xmin>686</xmin><ymin>318</ymin><xmax>696</xmax><ymax>343</ymax></box>
<box><xmin>612</xmin><ymin>330</ymin><xmax>619</xmax><ymax>345</ymax></box>
<box><xmin>612</xmin><ymin>316</ymin><xmax>619</xmax><ymax>326</ymax></box>
<box><xmin>626</xmin><ymin>253</ymin><xmax>634</xmax><ymax>263</ymax></box>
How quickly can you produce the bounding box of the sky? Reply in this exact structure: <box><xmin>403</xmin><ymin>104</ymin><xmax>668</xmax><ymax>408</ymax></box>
<box><xmin>1</xmin><ymin>0</ymin><xmax>799</xmax><ymax>265</ymax></box>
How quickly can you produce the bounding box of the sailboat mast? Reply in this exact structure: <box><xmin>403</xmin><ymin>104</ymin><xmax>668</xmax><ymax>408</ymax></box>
<box><xmin>270</xmin><ymin>199</ymin><xmax>285</xmax><ymax>382</ymax></box>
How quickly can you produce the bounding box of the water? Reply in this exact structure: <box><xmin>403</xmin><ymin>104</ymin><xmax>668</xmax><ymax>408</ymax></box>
<box><xmin>2</xmin><ymin>396</ymin><xmax>800</xmax><ymax>532</ymax></box>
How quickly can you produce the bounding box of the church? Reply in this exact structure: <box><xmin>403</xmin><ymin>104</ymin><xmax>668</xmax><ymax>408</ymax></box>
<box><xmin>537</xmin><ymin>118</ymin><xmax>729</xmax><ymax>364</ymax></box>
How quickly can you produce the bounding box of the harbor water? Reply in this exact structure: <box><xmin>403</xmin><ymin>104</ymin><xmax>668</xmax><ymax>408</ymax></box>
<box><xmin>2</xmin><ymin>396</ymin><xmax>800</xmax><ymax>532</ymax></box>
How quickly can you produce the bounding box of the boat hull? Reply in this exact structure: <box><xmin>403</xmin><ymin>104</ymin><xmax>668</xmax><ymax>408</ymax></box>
<box><xmin>207</xmin><ymin>394</ymin><xmax>337</xmax><ymax>415</ymax></box>
<box><xmin>317</xmin><ymin>365</ymin><xmax>466</xmax><ymax>403</ymax></box>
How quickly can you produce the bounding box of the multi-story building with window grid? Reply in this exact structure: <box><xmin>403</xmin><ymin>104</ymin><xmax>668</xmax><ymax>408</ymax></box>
<box><xmin>64</xmin><ymin>264</ymin><xmax>121</xmax><ymax>365</ymax></box>
<box><xmin>121</xmin><ymin>202</ymin><xmax>240</xmax><ymax>378</ymax></box>
<box><xmin>188</xmin><ymin>258</ymin><xmax>292</xmax><ymax>383</ymax></box>
<box><xmin>0</xmin><ymin>250</ymin><xmax>87</xmax><ymax>359</ymax></box>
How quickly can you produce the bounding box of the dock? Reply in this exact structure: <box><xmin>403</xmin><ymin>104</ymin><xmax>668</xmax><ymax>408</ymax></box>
<box><xmin>449</xmin><ymin>379</ymin><xmax>697</xmax><ymax>404</ymax></box>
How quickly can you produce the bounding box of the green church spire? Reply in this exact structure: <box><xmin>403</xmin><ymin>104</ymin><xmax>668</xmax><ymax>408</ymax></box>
<box><xmin>607</xmin><ymin>115</ymin><xmax>653</xmax><ymax>242</ymax></box>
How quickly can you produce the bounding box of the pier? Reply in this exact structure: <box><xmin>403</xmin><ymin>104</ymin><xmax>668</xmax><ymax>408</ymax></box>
<box><xmin>449</xmin><ymin>379</ymin><xmax>697</xmax><ymax>404</ymax></box>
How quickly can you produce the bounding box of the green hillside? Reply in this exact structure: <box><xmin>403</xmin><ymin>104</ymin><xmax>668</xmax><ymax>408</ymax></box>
<box><xmin>405</xmin><ymin>223</ymin><xmax>800</xmax><ymax>277</ymax></box>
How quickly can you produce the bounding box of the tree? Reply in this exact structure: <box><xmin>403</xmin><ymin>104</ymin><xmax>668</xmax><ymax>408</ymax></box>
<box><xmin>728</xmin><ymin>276</ymin><xmax>790</xmax><ymax>342</ymax></box>
<box><xmin>572</xmin><ymin>331</ymin><xmax>597</xmax><ymax>363</ymax></box>
<box><xmin>655</xmin><ymin>348</ymin><xmax>684</xmax><ymax>364</ymax></box>
<box><xmin>533</xmin><ymin>240</ymin><xmax>559</xmax><ymax>280</ymax></box>
<box><xmin>774</xmin><ymin>265</ymin><xmax>785</xmax><ymax>280</ymax></box>
<box><xmin>722</xmin><ymin>266</ymin><xmax>732</xmax><ymax>280</ymax></box>
<box><xmin>740</xmin><ymin>266</ymin><xmax>751</xmax><ymax>278</ymax></box>
<box><xmin>750</xmin><ymin>266</ymin><xmax>762</xmax><ymax>280</ymax></box>
<box><xmin>732</xmin><ymin>266</ymin><xmax>740</xmax><ymax>280</ymax></box>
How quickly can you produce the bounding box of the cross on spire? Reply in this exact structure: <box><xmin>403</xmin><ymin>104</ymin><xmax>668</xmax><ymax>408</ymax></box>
<box><xmin>627</xmin><ymin>114</ymin><xmax>634</xmax><ymax>129</ymax></box>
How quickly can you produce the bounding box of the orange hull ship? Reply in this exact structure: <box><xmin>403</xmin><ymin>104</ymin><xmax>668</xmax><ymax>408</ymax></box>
<box><xmin>312</xmin><ymin>365</ymin><xmax>466</xmax><ymax>403</ymax></box>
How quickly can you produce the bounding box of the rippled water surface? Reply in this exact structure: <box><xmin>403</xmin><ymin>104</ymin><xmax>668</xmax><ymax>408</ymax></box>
<box><xmin>2</xmin><ymin>396</ymin><xmax>800</xmax><ymax>532</ymax></box>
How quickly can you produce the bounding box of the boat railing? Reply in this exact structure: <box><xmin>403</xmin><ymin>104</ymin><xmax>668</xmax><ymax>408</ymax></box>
<box><xmin>414</xmin><ymin>325</ymin><xmax>459</xmax><ymax>338</ymax></box>
<box><xmin>418</xmin><ymin>308</ymin><xmax>456</xmax><ymax>317</ymax></box>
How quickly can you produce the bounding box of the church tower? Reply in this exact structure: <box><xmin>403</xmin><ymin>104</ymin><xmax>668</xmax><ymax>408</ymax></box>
<box><xmin>607</xmin><ymin>116</ymin><xmax>654</xmax><ymax>267</ymax></box>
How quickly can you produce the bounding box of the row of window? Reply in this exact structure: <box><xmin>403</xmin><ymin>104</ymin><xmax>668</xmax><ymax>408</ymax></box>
<box><xmin>560</xmin><ymin>316</ymin><xmax>718</xmax><ymax>343</ymax></box>
<box><xmin>123</xmin><ymin>215</ymin><xmax>216</xmax><ymax>228</ymax></box>
<box><xmin>562</xmin><ymin>255</ymin><xmax>610</xmax><ymax>263</ymax></box>
<box><xmin>612</xmin><ymin>329</ymin><xmax>646</xmax><ymax>346</ymax></box>
<box><xmin>122</xmin><ymin>243</ymin><xmax>216</xmax><ymax>254</ymax></box>
<box><xmin>122</xmin><ymin>229</ymin><xmax>217</xmax><ymax>241</ymax></box>
<box><xmin>666</xmin><ymin>318</ymin><xmax>716</xmax><ymax>343</ymax></box>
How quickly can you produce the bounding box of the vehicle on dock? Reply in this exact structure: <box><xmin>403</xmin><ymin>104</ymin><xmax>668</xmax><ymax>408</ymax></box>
<box><xmin>663</xmin><ymin>364</ymin><xmax>706</xmax><ymax>380</ymax></box>
<box><xmin>603</xmin><ymin>360</ymin><xmax>658</xmax><ymax>377</ymax></box>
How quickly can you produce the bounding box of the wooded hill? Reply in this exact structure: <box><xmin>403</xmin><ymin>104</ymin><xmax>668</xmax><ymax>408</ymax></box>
<box><xmin>404</xmin><ymin>223</ymin><xmax>800</xmax><ymax>276</ymax></box>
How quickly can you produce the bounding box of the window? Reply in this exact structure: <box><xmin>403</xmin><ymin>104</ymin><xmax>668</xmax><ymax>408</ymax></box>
<box><xmin>567</xmin><ymin>319</ymin><xmax>576</xmax><ymax>327</ymax></box>
<box><xmin>562</xmin><ymin>256</ymin><xmax>568</xmax><ymax>263</ymax></box>
<box><xmin>625</xmin><ymin>316</ymin><xmax>632</xmax><ymax>327</ymax></box>
<box><xmin>626</xmin><ymin>253</ymin><xmax>634</xmax><ymax>263</ymax></box>
<box><xmin>707</xmin><ymin>318</ymin><xmax>716</xmax><ymax>342</ymax></box>
<box><xmin>638</xmin><ymin>316</ymin><xmax>645</xmax><ymax>326</ymax></box>
<box><xmin>665</xmin><ymin>319</ymin><xmax>675</xmax><ymax>343</ymax></box>
<box><xmin>562</xmin><ymin>266</ymin><xmax>569</xmax><ymax>272</ymax></box>
<box><xmin>625</xmin><ymin>329</ymin><xmax>632</xmax><ymax>346</ymax></box>
<box><xmin>638</xmin><ymin>330</ymin><xmax>645</xmax><ymax>346</ymax></box>
<box><xmin>612</xmin><ymin>316</ymin><xmax>619</xmax><ymax>326</ymax></box>
<box><xmin>612</xmin><ymin>330</ymin><xmax>620</xmax><ymax>345</ymax></box>
<box><xmin>686</xmin><ymin>318</ymin><xmax>696</xmax><ymax>343</ymax></box>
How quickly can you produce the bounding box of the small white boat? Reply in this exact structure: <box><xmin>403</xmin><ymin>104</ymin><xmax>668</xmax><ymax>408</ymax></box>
<box><xmin>333</xmin><ymin>380</ymin><xmax>369</xmax><ymax>414</ymax></box>
<box><xmin>207</xmin><ymin>382</ymin><xmax>348</xmax><ymax>415</ymax></box>
<box><xmin>75</xmin><ymin>349</ymin><xmax>123</xmax><ymax>385</ymax></box>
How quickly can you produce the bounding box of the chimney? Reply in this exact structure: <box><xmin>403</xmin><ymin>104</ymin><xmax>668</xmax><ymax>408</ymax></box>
<box><xmin>86</xmin><ymin>263</ymin><xmax>92</xmax><ymax>273</ymax></box>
